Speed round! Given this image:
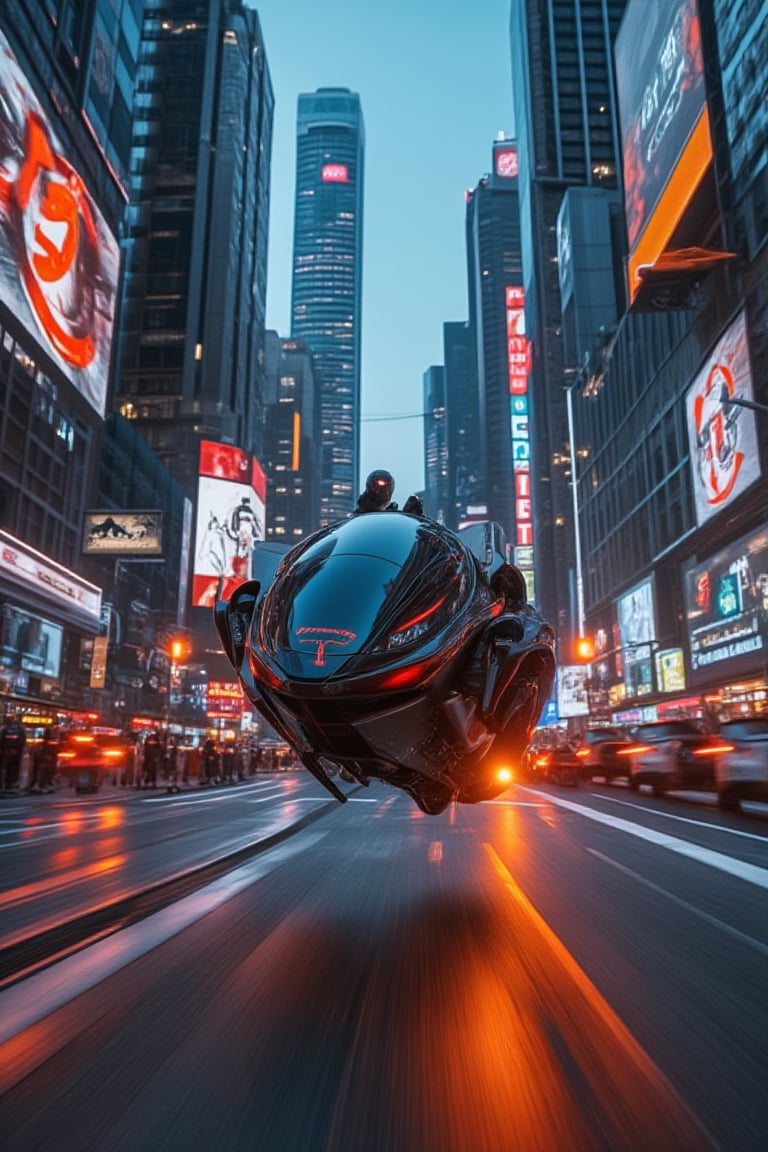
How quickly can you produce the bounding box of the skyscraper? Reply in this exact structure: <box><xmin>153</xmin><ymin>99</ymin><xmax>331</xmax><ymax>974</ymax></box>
<box><xmin>263</xmin><ymin>331</ymin><xmax>321</xmax><ymax>541</ymax></box>
<box><xmin>422</xmin><ymin>366</ymin><xmax>448</xmax><ymax>523</ymax></box>
<box><xmin>510</xmin><ymin>0</ymin><xmax>627</xmax><ymax>635</ymax></box>
<box><xmin>290</xmin><ymin>88</ymin><xmax>364</xmax><ymax>525</ymax></box>
<box><xmin>443</xmin><ymin>321</ymin><xmax>481</xmax><ymax>530</ymax></box>
<box><xmin>116</xmin><ymin>0</ymin><xmax>274</xmax><ymax>499</ymax></box>
<box><xmin>466</xmin><ymin>138</ymin><xmax>525</xmax><ymax>556</ymax></box>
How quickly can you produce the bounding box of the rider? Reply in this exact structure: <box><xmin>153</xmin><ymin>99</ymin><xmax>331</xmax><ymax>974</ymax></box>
<box><xmin>354</xmin><ymin>469</ymin><xmax>423</xmax><ymax>516</ymax></box>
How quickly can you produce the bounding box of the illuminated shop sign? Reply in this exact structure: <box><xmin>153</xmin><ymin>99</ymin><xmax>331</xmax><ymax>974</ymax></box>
<box><xmin>506</xmin><ymin>285</ymin><xmax>534</xmax><ymax>599</ymax></box>
<box><xmin>0</xmin><ymin>29</ymin><xmax>120</xmax><ymax>416</ymax></box>
<box><xmin>0</xmin><ymin>529</ymin><xmax>101</xmax><ymax>623</ymax></box>
<box><xmin>83</xmin><ymin>511</ymin><xmax>163</xmax><ymax>556</ymax></box>
<box><xmin>206</xmin><ymin>680</ymin><xmax>245</xmax><ymax>717</ymax></box>
<box><xmin>684</xmin><ymin>524</ymin><xmax>768</xmax><ymax>682</ymax></box>
<box><xmin>321</xmin><ymin>163</ymin><xmax>348</xmax><ymax>183</ymax></box>
<box><xmin>193</xmin><ymin>440</ymin><xmax>267</xmax><ymax>608</ymax></box>
<box><xmin>494</xmin><ymin>146</ymin><xmax>518</xmax><ymax>179</ymax></box>
<box><xmin>655</xmin><ymin>647</ymin><xmax>686</xmax><ymax>693</ymax></box>
<box><xmin>685</xmin><ymin>310</ymin><xmax>760</xmax><ymax>526</ymax></box>
<box><xmin>616</xmin><ymin>578</ymin><xmax>656</xmax><ymax>697</ymax></box>
<box><xmin>616</xmin><ymin>0</ymin><xmax>712</xmax><ymax>303</ymax></box>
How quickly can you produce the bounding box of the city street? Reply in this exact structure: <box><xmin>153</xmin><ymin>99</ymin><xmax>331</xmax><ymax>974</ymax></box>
<box><xmin>1</xmin><ymin>775</ymin><xmax>766</xmax><ymax>1151</ymax></box>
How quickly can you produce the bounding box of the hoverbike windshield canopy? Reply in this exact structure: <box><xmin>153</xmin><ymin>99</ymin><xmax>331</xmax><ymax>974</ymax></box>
<box><xmin>259</xmin><ymin>514</ymin><xmax>475</xmax><ymax>679</ymax></box>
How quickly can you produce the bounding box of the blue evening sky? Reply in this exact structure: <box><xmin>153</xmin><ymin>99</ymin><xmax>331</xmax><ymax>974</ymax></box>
<box><xmin>250</xmin><ymin>0</ymin><xmax>514</xmax><ymax>503</ymax></box>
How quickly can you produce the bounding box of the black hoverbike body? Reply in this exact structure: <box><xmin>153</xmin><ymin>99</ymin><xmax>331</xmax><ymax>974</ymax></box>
<box><xmin>214</xmin><ymin>513</ymin><xmax>556</xmax><ymax>814</ymax></box>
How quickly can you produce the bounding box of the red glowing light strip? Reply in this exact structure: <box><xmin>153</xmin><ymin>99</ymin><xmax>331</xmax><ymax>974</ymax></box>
<box><xmin>394</xmin><ymin>595</ymin><xmax>447</xmax><ymax>635</ymax></box>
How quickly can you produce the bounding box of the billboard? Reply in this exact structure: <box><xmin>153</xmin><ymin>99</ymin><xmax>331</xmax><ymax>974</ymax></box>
<box><xmin>494</xmin><ymin>146</ymin><xmax>518</xmax><ymax>180</ymax></box>
<box><xmin>193</xmin><ymin>441</ymin><xmax>266</xmax><ymax>608</ymax></box>
<box><xmin>322</xmin><ymin>163</ymin><xmax>348</xmax><ymax>183</ymax></box>
<box><xmin>557</xmin><ymin>665</ymin><xmax>590</xmax><ymax>718</ymax></box>
<box><xmin>1</xmin><ymin>604</ymin><xmax>63</xmax><ymax>680</ymax></box>
<box><xmin>506</xmin><ymin>285</ymin><xmax>534</xmax><ymax>599</ymax></box>
<box><xmin>684</xmin><ymin>524</ymin><xmax>768</xmax><ymax>682</ymax></box>
<box><xmin>0</xmin><ymin>28</ymin><xmax>120</xmax><ymax>416</ymax></box>
<box><xmin>616</xmin><ymin>0</ymin><xmax>712</xmax><ymax>303</ymax></box>
<box><xmin>83</xmin><ymin>511</ymin><xmax>163</xmax><ymax>556</ymax></box>
<box><xmin>617</xmin><ymin>578</ymin><xmax>656</xmax><ymax>696</ymax></box>
<box><xmin>685</xmin><ymin>311</ymin><xmax>760</xmax><ymax>526</ymax></box>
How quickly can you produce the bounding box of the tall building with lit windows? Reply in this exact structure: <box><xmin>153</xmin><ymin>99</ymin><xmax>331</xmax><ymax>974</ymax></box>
<box><xmin>510</xmin><ymin>0</ymin><xmax>627</xmax><ymax>635</ymax></box>
<box><xmin>115</xmin><ymin>0</ymin><xmax>274</xmax><ymax>499</ymax></box>
<box><xmin>263</xmin><ymin>331</ymin><xmax>320</xmax><ymax>541</ymax></box>
<box><xmin>290</xmin><ymin>88</ymin><xmax>364</xmax><ymax>525</ymax></box>
<box><xmin>422</xmin><ymin>366</ymin><xmax>448</xmax><ymax>523</ymax></box>
<box><xmin>466</xmin><ymin>138</ymin><xmax>526</xmax><ymax>558</ymax></box>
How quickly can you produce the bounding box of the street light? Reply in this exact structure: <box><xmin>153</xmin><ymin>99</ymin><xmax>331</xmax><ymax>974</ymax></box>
<box><xmin>718</xmin><ymin>384</ymin><xmax>768</xmax><ymax>417</ymax></box>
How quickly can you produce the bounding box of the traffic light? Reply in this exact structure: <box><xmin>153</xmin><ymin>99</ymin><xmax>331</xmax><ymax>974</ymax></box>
<box><xmin>169</xmin><ymin>638</ymin><xmax>186</xmax><ymax>663</ymax></box>
<box><xmin>575</xmin><ymin>636</ymin><xmax>594</xmax><ymax>662</ymax></box>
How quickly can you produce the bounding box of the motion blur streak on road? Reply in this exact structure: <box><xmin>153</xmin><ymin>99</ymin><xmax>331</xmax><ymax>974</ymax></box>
<box><xmin>1</xmin><ymin>779</ymin><xmax>766</xmax><ymax>1150</ymax></box>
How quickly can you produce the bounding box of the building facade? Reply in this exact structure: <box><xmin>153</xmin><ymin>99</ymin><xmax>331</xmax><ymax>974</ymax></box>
<box><xmin>263</xmin><ymin>331</ymin><xmax>321</xmax><ymax>541</ymax></box>
<box><xmin>290</xmin><ymin>88</ymin><xmax>364</xmax><ymax>525</ymax></box>
<box><xmin>422</xmin><ymin>366</ymin><xmax>449</xmax><ymax>523</ymax></box>
<box><xmin>0</xmin><ymin>1</ymin><xmax>140</xmax><ymax>722</ymax></box>
<box><xmin>115</xmin><ymin>0</ymin><xmax>273</xmax><ymax>499</ymax></box>
<box><xmin>442</xmin><ymin>321</ymin><xmax>481</xmax><ymax>530</ymax></box>
<box><xmin>510</xmin><ymin>0</ymin><xmax>628</xmax><ymax>640</ymax></box>
<box><xmin>466</xmin><ymin>138</ymin><xmax>526</xmax><ymax>562</ymax></box>
<box><xmin>572</xmin><ymin>0</ymin><xmax>768</xmax><ymax>723</ymax></box>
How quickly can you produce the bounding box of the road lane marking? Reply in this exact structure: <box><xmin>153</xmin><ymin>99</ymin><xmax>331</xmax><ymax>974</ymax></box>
<box><xmin>587</xmin><ymin>848</ymin><xmax>768</xmax><ymax>958</ymax></box>
<box><xmin>0</xmin><ymin>831</ymin><xmax>328</xmax><ymax>1047</ymax></box>
<box><xmin>516</xmin><ymin>787</ymin><xmax>768</xmax><ymax>890</ymax></box>
<box><xmin>484</xmin><ymin>843</ymin><xmax>715</xmax><ymax>1145</ymax></box>
<box><xmin>591</xmin><ymin>793</ymin><xmax>768</xmax><ymax>842</ymax></box>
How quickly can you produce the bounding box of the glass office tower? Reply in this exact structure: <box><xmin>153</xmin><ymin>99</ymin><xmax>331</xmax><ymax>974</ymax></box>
<box><xmin>116</xmin><ymin>0</ymin><xmax>273</xmax><ymax>499</ymax></box>
<box><xmin>510</xmin><ymin>0</ymin><xmax>627</xmax><ymax>635</ymax></box>
<box><xmin>290</xmin><ymin>88</ymin><xmax>364</xmax><ymax>525</ymax></box>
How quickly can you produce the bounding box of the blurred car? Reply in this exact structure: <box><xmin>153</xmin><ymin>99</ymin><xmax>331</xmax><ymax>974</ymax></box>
<box><xmin>714</xmin><ymin>718</ymin><xmax>768</xmax><ymax>811</ymax></box>
<box><xmin>624</xmin><ymin>719</ymin><xmax>733</xmax><ymax>797</ymax></box>
<box><xmin>523</xmin><ymin>739</ymin><xmax>583</xmax><ymax>786</ymax></box>
<box><xmin>576</xmin><ymin>726</ymin><xmax>633</xmax><ymax>782</ymax></box>
<box><xmin>57</xmin><ymin>730</ymin><xmax>131</xmax><ymax>793</ymax></box>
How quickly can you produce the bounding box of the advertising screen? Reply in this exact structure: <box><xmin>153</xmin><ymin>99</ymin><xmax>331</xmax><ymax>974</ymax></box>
<box><xmin>83</xmin><ymin>511</ymin><xmax>163</xmax><ymax>556</ymax></box>
<box><xmin>617</xmin><ymin>578</ymin><xmax>656</xmax><ymax>696</ymax></box>
<box><xmin>685</xmin><ymin>311</ymin><xmax>760</xmax><ymax>526</ymax></box>
<box><xmin>615</xmin><ymin>0</ymin><xmax>712</xmax><ymax>303</ymax></box>
<box><xmin>684</xmin><ymin>524</ymin><xmax>768</xmax><ymax>682</ymax></box>
<box><xmin>557</xmin><ymin>665</ymin><xmax>590</xmax><ymax>718</ymax></box>
<box><xmin>0</xmin><ymin>29</ymin><xmax>120</xmax><ymax>416</ymax></box>
<box><xmin>193</xmin><ymin>441</ymin><xmax>267</xmax><ymax>608</ymax></box>
<box><xmin>321</xmin><ymin>163</ymin><xmax>348</xmax><ymax>182</ymax></box>
<box><xmin>494</xmin><ymin>146</ymin><xmax>518</xmax><ymax>180</ymax></box>
<box><xmin>1</xmin><ymin>605</ymin><xmax>63</xmax><ymax>680</ymax></box>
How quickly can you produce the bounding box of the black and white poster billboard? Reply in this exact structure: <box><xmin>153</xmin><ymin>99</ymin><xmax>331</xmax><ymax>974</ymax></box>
<box><xmin>83</xmin><ymin>511</ymin><xmax>163</xmax><ymax>556</ymax></box>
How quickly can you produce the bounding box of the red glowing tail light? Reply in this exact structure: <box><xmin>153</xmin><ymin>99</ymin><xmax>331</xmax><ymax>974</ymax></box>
<box><xmin>103</xmin><ymin>747</ymin><xmax>126</xmax><ymax>760</ymax></box>
<box><xmin>617</xmin><ymin>743</ymin><xmax>652</xmax><ymax>756</ymax></box>
<box><xmin>575</xmin><ymin>747</ymin><xmax>590</xmax><ymax>759</ymax></box>
<box><xmin>694</xmin><ymin>742</ymin><xmax>734</xmax><ymax>756</ymax></box>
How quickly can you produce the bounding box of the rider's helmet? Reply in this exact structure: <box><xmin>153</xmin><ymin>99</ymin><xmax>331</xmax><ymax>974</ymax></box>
<box><xmin>364</xmin><ymin>469</ymin><xmax>395</xmax><ymax>509</ymax></box>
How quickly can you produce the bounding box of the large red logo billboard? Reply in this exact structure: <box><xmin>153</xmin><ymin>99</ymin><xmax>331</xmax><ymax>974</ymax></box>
<box><xmin>685</xmin><ymin>311</ymin><xmax>760</xmax><ymax>526</ymax></box>
<box><xmin>615</xmin><ymin>0</ymin><xmax>712</xmax><ymax>303</ymax></box>
<box><xmin>0</xmin><ymin>29</ymin><xmax>119</xmax><ymax>415</ymax></box>
<box><xmin>193</xmin><ymin>441</ymin><xmax>267</xmax><ymax>608</ymax></box>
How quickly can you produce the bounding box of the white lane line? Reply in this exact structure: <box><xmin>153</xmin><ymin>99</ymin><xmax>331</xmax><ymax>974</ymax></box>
<box><xmin>516</xmin><ymin>787</ymin><xmax>768</xmax><ymax>890</ymax></box>
<box><xmin>0</xmin><ymin>831</ymin><xmax>327</xmax><ymax>1046</ymax></box>
<box><xmin>591</xmin><ymin>793</ymin><xmax>768</xmax><ymax>843</ymax></box>
<box><xmin>587</xmin><ymin>848</ymin><xmax>768</xmax><ymax>959</ymax></box>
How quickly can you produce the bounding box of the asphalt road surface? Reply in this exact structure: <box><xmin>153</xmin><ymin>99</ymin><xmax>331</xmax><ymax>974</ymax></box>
<box><xmin>1</xmin><ymin>775</ymin><xmax>766</xmax><ymax>1151</ymax></box>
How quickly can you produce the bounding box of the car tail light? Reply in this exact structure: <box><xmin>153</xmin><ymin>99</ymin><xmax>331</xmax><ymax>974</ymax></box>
<box><xmin>694</xmin><ymin>742</ymin><xmax>734</xmax><ymax>756</ymax></box>
<box><xmin>58</xmin><ymin>750</ymin><xmax>76</xmax><ymax>760</ymax></box>
<box><xmin>575</xmin><ymin>747</ymin><xmax>590</xmax><ymax>759</ymax></box>
<box><xmin>103</xmin><ymin>748</ymin><xmax>125</xmax><ymax>760</ymax></box>
<box><xmin>534</xmin><ymin>754</ymin><xmax>550</xmax><ymax>767</ymax></box>
<box><xmin>73</xmin><ymin>734</ymin><xmax>95</xmax><ymax>744</ymax></box>
<box><xmin>618</xmin><ymin>743</ymin><xmax>652</xmax><ymax>755</ymax></box>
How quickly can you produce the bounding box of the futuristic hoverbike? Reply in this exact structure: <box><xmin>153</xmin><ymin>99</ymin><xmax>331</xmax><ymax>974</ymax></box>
<box><xmin>214</xmin><ymin>512</ymin><xmax>556</xmax><ymax>814</ymax></box>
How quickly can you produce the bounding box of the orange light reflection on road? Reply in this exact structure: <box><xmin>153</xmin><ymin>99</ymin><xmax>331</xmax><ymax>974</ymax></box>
<box><xmin>97</xmin><ymin>807</ymin><xmax>124</xmax><ymax>830</ymax></box>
